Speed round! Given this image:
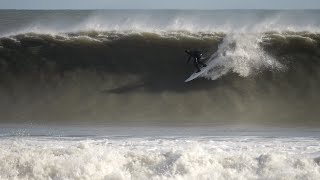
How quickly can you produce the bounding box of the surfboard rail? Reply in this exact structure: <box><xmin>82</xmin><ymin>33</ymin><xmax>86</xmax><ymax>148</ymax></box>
<box><xmin>185</xmin><ymin>65</ymin><xmax>211</xmax><ymax>82</ymax></box>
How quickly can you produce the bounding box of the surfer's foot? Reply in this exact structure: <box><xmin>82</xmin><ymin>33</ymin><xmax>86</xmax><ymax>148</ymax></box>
<box><xmin>203</xmin><ymin>64</ymin><xmax>207</xmax><ymax>67</ymax></box>
<box><xmin>196</xmin><ymin>70</ymin><xmax>201</xmax><ymax>73</ymax></box>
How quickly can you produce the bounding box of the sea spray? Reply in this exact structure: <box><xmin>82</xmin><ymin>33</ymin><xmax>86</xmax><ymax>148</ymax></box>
<box><xmin>202</xmin><ymin>33</ymin><xmax>283</xmax><ymax>80</ymax></box>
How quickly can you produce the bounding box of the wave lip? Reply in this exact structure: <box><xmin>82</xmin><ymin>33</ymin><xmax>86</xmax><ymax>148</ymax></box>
<box><xmin>2</xmin><ymin>10</ymin><xmax>320</xmax><ymax>37</ymax></box>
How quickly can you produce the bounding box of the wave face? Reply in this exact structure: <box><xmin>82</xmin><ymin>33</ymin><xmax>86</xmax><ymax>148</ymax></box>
<box><xmin>1</xmin><ymin>136</ymin><xmax>320</xmax><ymax>180</ymax></box>
<box><xmin>1</xmin><ymin>10</ymin><xmax>320</xmax><ymax>125</ymax></box>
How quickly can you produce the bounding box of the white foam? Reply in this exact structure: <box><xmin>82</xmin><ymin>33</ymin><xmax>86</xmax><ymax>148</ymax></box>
<box><xmin>202</xmin><ymin>33</ymin><xmax>284</xmax><ymax>80</ymax></box>
<box><xmin>0</xmin><ymin>136</ymin><xmax>319</xmax><ymax>180</ymax></box>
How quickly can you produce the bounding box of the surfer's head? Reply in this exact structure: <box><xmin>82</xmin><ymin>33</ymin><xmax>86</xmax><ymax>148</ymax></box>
<box><xmin>185</xmin><ymin>49</ymin><xmax>190</xmax><ymax>54</ymax></box>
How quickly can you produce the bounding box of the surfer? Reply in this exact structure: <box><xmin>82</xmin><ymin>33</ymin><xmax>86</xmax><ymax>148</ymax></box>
<box><xmin>185</xmin><ymin>49</ymin><xmax>207</xmax><ymax>73</ymax></box>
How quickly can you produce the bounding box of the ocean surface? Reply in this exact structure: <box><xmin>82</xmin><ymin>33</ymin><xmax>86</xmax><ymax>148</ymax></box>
<box><xmin>0</xmin><ymin>10</ymin><xmax>320</xmax><ymax>179</ymax></box>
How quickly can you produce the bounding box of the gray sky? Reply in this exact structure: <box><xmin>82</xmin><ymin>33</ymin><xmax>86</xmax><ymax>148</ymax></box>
<box><xmin>0</xmin><ymin>0</ymin><xmax>320</xmax><ymax>10</ymax></box>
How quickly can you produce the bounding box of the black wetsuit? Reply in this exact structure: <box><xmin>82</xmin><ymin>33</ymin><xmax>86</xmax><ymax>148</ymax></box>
<box><xmin>186</xmin><ymin>50</ymin><xmax>207</xmax><ymax>72</ymax></box>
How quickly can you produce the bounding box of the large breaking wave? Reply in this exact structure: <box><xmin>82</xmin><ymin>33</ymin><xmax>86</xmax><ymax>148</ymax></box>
<box><xmin>1</xmin><ymin>31</ymin><xmax>319</xmax><ymax>80</ymax></box>
<box><xmin>1</xmin><ymin>30</ymin><xmax>320</xmax><ymax>125</ymax></box>
<box><xmin>1</xmin><ymin>10</ymin><xmax>320</xmax><ymax>125</ymax></box>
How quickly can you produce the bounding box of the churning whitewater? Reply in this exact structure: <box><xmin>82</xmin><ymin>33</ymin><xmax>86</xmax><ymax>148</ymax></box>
<box><xmin>1</xmin><ymin>136</ymin><xmax>320</xmax><ymax>180</ymax></box>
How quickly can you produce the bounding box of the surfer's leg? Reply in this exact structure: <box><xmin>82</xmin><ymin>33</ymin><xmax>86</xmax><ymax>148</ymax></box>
<box><xmin>194</xmin><ymin>59</ymin><xmax>201</xmax><ymax>72</ymax></box>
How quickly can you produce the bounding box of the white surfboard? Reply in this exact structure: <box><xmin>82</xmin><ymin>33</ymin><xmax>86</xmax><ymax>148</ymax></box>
<box><xmin>185</xmin><ymin>65</ymin><xmax>211</xmax><ymax>82</ymax></box>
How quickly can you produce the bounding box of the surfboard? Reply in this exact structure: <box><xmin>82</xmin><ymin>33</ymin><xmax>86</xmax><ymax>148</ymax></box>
<box><xmin>185</xmin><ymin>65</ymin><xmax>211</xmax><ymax>82</ymax></box>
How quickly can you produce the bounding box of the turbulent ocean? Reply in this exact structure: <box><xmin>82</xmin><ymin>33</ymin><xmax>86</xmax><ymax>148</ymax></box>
<box><xmin>0</xmin><ymin>10</ymin><xmax>320</xmax><ymax>179</ymax></box>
